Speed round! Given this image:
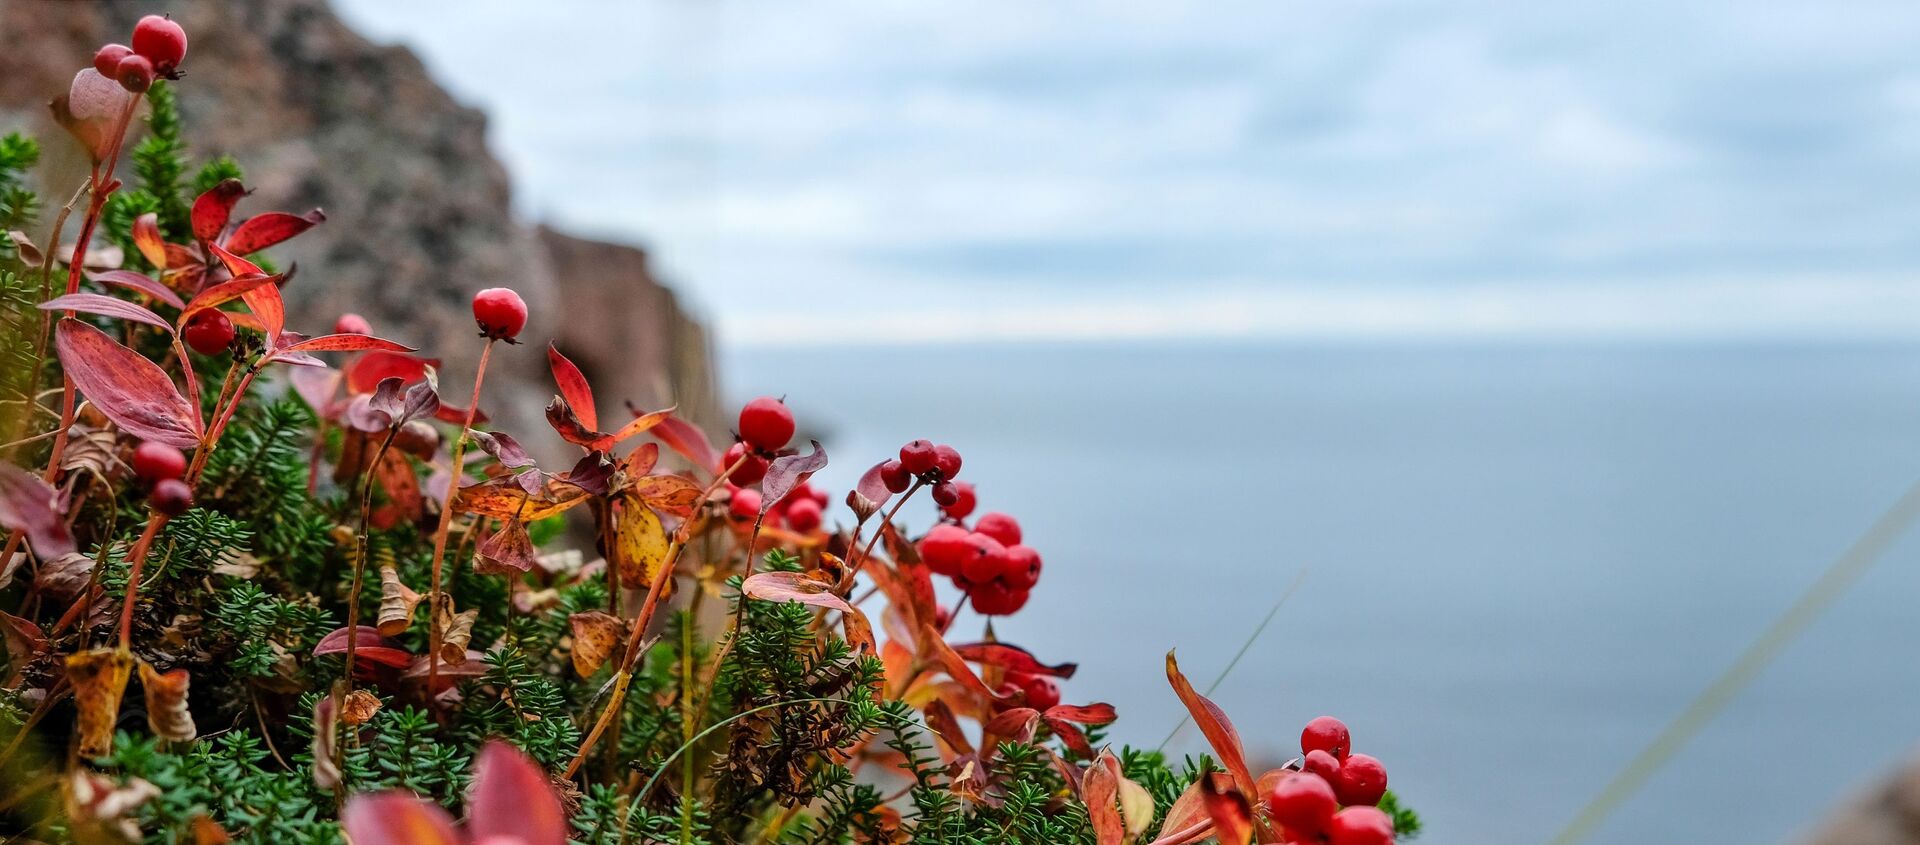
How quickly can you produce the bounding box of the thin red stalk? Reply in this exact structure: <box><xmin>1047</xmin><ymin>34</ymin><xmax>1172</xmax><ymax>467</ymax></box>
<box><xmin>424</xmin><ymin>340</ymin><xmax>494</xmax><ymax>693</ymax></box>
<box><xmin>117</xmin><ymin>512</ymin><xmax>170</xmax><ymax>650</ymax></box>
<box><xmin>342</xmin><ymin>429</ymin><xmax>398</xmax><ymax>694</ymax></box>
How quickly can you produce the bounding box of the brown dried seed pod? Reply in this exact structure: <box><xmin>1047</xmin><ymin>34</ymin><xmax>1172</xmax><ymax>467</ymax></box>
<box><xmin>137</xmin><ymin>660</ymin><xmax>196</xmax><ymax>742</ymax></box>
<box><xmin>376</xmin><ymin>565</ymin><xmax>423</xmax><ymax>636</ymax></box>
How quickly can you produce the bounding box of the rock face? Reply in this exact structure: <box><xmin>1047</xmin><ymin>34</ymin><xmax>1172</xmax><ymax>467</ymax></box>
<box><xmin>0</xmin><ymin>0</ymin><xmax>718</xmax><ymax>455</ymax></box>
<box><xmin>1799</xmin><ymin>759</ymin><xmax>1920</xmax><ymax>845</ymax></box>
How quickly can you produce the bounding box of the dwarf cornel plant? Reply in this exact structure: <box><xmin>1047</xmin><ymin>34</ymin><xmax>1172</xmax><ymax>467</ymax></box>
<box><xmin>0</xmin><ymin>17</ymin><xmax>1419</xmax><ymax>845</ymax></box>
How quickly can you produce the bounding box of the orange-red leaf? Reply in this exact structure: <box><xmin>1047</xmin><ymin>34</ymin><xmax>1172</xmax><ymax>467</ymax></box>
<box><xmin>1166</xmin><ymin>650</ymin><xmax>1256</xmax><ymax>799</ymax></box>
<box><xmin>224</xmin><ymin>209</ymin><xmax>325</xmax><ymax>255</ymax></box>
<box><xmin>631</xmin><ymin>473</ymin><xmax>701</xmax><ymax>518</ymax></box>
<box><xmin>451</xmin><ymin>479</ymin><xmax>590</xmax><ymax>521</ymax></box>
<box><xmin>608</xmin><ymin>404</ymin><xmax>675</xmax><ymax>444</ymax></box>
<box><xmin>313</xmin><ymin>626</ymin><xmax>413</xmax><ymax>668</ymax></box>
<box><xmin>177</xmin><ymin>273</ymin><xmax>277</xmax><ymax>323</ymax></box>
<box><xmin>952</xmin><ymin>642</ymin><xmax>1077</xmax><ymax>679</ymax></box>
<box><xmin>1199</xmin><ymin>770</ymin><xmax>1255</xmax><ymax>845</ymax></box>
<box><xmin>88</xmin><ymin>270</ymin><xmax>184</xmax><ymax>309</ymax></box>
<box><xmin>650</xmin><ymin>414</ymin><xmax>717</xmax><ymax>472</ymax></box>
<box><xmin>56</xmin><ymin>319</ymin><xmax>201</xmax><ymax>448</ymax></box>
<box><xmin>741</xmin><ymin>572</ymin><xmax>874</xmax><ymax>652</ymax></box>
<box><xmin>347</xmin><ymin>351</ymin><xmax>439</xmax><ymax>394</ymax></box>
<box><xmin>1084</xmin><ymin>750</ymin><xmax>1126</xmax><ymax>845</ymax></box>
<box><xmin>545</xmin><ymin>396</ymin><xmax>609</xmax><ymax>450</ymax></box>
<box><xmin>341</xmin><ymin>792</ymin><xmax>460</xmax><ymax>845</ymax></box>
<box><xmin>546</xmin><ymin>343</ymin><xmax>598</xmax><ymax>433</ymax></box>
<box><xmin>132</xmin><ymin>213</ymin><xmax>167</xmax><ymax>269</ymax></box>
<box><xmin>280</xmin><ymin>333</ymin><xmax>414</xmax><ymax>355</ymax></box>
<box><xmin>40</xmin><ymin>293</ymin><xmax>171</xmax><ymax>332</ymax></box>
<box><xmin>191</xmin><ymin>180</ymin><xmax>247</xmax><ymax>244</ymax></box>
<box><xmin>468</xmin><ymin>742</ymin><xmax>568</xmax><ymax>845</ymax></box>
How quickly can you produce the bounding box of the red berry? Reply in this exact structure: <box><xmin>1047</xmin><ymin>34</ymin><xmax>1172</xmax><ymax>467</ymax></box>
<box><xmin>940</xmin><ymin>481</ymin><xmax>977</xmax><ymax>519</ymax></box>
<box><xmin>334</xmin><ymin>313</ymin><xmax>371</xmax><ymax>335</ymax></box>
<box><xmin>131</xmin><ymin>14</ymin><xmax>188</xmax><ymax>73</ymax></box>
<box><xmin>94</xmin><ymin>44</ymin><xmax>133</xmax><ymax>78</ymax></box>
<box><xmin>115</xmin><ymin>54</ymin><xmax>154</xmax><ymax>93</ymax></box>
<box><xmin>784</xmin><ymin>498</ymin><xmax>823</xmax><ymax>533</ymax></box>
<box><xmin>1302</xmin><ymin>749</ymin><xmax>1342</xmax><ymax>782</ymax></box>
<box><xmin>1331</xmin><ymin>753</ymin><xmax>1387</xmax><ymax>807</ymax></box>
<box><xmin>723</xmin><ymin>442</ymin><xmax>769</xmax><ymax>485</ymax></box>
<box><xmin>1012</xmin><ymin>673</ymin><xmax>1060</xmax><ymax>711</ymax></box>
<box><xmin>879</xmin><ymin>459</ymin><xmax>911</xmax><ymax>493</ymax></box>
<box><xmin>131</xmin><ymin>441</ymin><xmax>186</xmax><ymax>482</ymax></box>
<box><xmin>932</xmin><ymin>603</ymin><xmax>952</xmax><ymax>630</ymax></box>
<box><xmin>738</xmin><ymin>396</ymin><xmax>795</xmax><ymax>452</ymax></box>
<box><xmin>471</xmin><ymin>287</ymin><xmax>528</xmax><ymax>341</ymax></box>
<box><xmin>969</xmin><ymin>580</ymin><xmax>1028</xmax><ymax>616</ymax></box>
<box><xmin>931</xmin><ymin>444</ymin><xmax>962</xmax><ymax>480</ymax></box>
<box><xmin>930</xmin><ymin>482</ymin><xmax>959</xmax><ymax>507</ymax></box>
<box><xmin>975</xmin><ymin>512</ymin><xmax>1021</xmax><ymax>546</ymax></box>
<box><xmin>1302</xmin><ymin>716</ymin><xmax>1351</xmax><ymax>760</ymax></box>
<box><xmin>1001</xmin><ymin>544</ymin><xmax>1042</xmax><ymax>590</ymax></box>
<box><xmin>898</xmin><ymin>439</ymin><xmax>937</xmax><ymax>475</ymax></box>
<box><xmin>149</xmin><ymin>478</ymin><xmax>193</xmax><ymax>516</ymax></box>
<box><xmin>729</xmin><ymin>488</ymin><xmax>762</xmax><ymax>522</ymax></box>
<box><xmin>958</xmin><ymin>533</ymin><xmax>1007</xmax><ymax>583</ymax></box>
<box><xmin>1268</xmin><ymin>772</ymin><xmax>1339</xmax><ymax>836</ymax></box>
<box><xmin>1325</xmin><ymin>806</ymin><xmax>1394</xmax><ymax>845</ymax></box>
<box><xmin>182</xmin><ymin>309</ymin><xmax>235</xmax><ymax>355</ymax></box>
<box><xmin>918</xmin><ymin>524</ymin><xmax>970</xmax><ymax>576</ymax></box>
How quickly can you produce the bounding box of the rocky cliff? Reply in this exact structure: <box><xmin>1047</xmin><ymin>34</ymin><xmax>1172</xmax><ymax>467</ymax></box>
<box><xmin>0</xmin><ymin>0</ymin><xmax>719</xmax><ymax>454</ymax></box>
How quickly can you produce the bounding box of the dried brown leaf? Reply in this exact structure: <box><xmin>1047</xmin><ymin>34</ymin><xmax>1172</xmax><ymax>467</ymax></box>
<box><xmin>137</xmin><ymin>661</ymin><xmax>196</xmax><ymax>742</ymax></box>
<box><xmin>67</xmin><ymin>647</ymin><xmax>132</xmax><ymax>758</ymax></box>
<box><xmin>568</xmin><ymin>611</ymin><xmax>624</xmax><ymax>677</ymax></box>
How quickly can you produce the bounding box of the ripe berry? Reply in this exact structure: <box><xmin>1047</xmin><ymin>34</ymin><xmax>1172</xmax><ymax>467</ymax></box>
<box><xmin>918</xmin><ymin>524</ymin><xmax>971</xmax><ymax>576</ymax></box>
<box><xmin>131</xmin><ymin>441</ymin><xmax>186</xmax><ymax>482</ymax></box>
<box><xmin>931</xmin><ymin>444</ymin><xmax>962</xmax><ymax>480</ymax></box>
<box><xmin>471</xmin><ymin>287</ymin><xmax>528</xmax><ymax>341</ymax></box>
<box><xmin>1268</xmin><ymin>772</ymin><xmax>1339</xmax><ymax>836</ymax></box>
<box><xmin>1302</xmin><ymin>749</ymin><xmax>1342</xmax><ymax>782</ymax></box>
<box><xmin>940</xmin><ymin>481</ymin><xmax>977</xmax><ymax>519</ymax></box>
<box><xmin>969</xmin><ymin>580</ymin><xmax>1028</xmax><ymax>616</ymax></box>
<box><xmin>1001</xmin><ymin>544</ymin><xmax>1042</xmax><ymax>590</ymax></box>
<box><xmin>898</xmin><ymin>439</ymin><xmax>937</xmax><ymax>475</ymax></box>
<box><xmin>131</xmin><ymin>15</ymin><xmax>188</xmax><ymax>73</ymax></box>
<box><xmin>149</xmin><ymin>478</ymin><xmax>193</xmax><ymax>516</ymax></box>
<box><xmin>879</xmin><ymin>459</ymin><xmax>911</xmax><ymax>493</ymax></box>
<box><xmin>958</xmin><ymin>533</ymin><xmax>1007</xmax><ymax>583</ymax></box>
<box><xmin>738</xmin><ymin>396</ymin><xmax>795</xmax><ymax>452</ymax></box>
<box><xmin>1325</xmin><ymin>806</ymin><xmax>1394</xmax><ymax>845</ymax></box>
<box><xmin>1331</xmin><ymin>753</ymin><xmax>1387</xmax><ymax>807</ymax></box>
<box><xmin>182</xmin><ymin>309</ymin><xmax>235</xmax><ymax>355</ymax></box>
<box><xmin>334</xmin><ymin>313</ymin><xmax>372</xmax><ymax>335</ymax></box>
<box><xmin>784</xmin><ymin>498</ymin><xmax>823</xmax><ymax>533</ymax></box>
<box><xmin>93</xmin><ymin>44</ymin><xmax>133</xmax><ymax>78</ymax></box>
<box><xmin>975</xmin><ymin>512</ymin><xmax>1021</xmax><ymax>546</ymax></box>
<box><xmin>1302</xmin><ymin>716</ymin><xmax>1351</xmax><ymax>760</ymax></box>
<box><xmin>115</xmin><ymin>54</ymin><xmax>154</xmax><ymax>93</ymax></box>
<box><xmin>932</xmin><ymin>604</ymin><xmax>952</xmax><ymax>630</ymax></box>
<box><xmin>728</xmin><ymin>488</ymin><xmax>762</xmax><ymax>522</ymax></box>
<box><xmin>930</xmin><ymin>482</ymin><xmax>959</xmax><ymax>507</ymax></box>
<box><xmin>1011</xmin><ymin>673</ymin><xmax>1060</xmax><ymax>711</ymax></box>
<box><xmin>723</xmin><ymin>442</ymin><xmax>769</xmax><ymax>485</ymax></box>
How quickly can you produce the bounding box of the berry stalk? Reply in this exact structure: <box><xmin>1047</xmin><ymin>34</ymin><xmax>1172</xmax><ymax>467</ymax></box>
<box><xmin>424</xmin><ymin>338</ymin><xmax>494</xmax><ymax>693</ymax></box>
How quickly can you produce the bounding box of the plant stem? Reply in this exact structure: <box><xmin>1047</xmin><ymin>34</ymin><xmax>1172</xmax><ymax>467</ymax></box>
<box><xmin>424</xmin><ymin>339</ymin><xmax>494</xmax><ymax>694</ymax></box>
<box><xmin>342</xmin><ymin>429</ymin><xmax>398</xmax><ymax>696</ymax></box>
<box><xmin>117</xmin><ymin>511</ymin><xmax>170</xmax><ymax>650</ymax></box>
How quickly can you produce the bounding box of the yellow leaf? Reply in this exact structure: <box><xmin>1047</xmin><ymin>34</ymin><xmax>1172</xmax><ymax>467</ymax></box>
<box><xmin>614</xmin><ymin>496</ymin><xmax>672</xmax><ymax>593</ymax></box>
<box><xmin>67</xmin><ymin>647</ymin><xmax>131</xmax><ymax>758</ymax></box>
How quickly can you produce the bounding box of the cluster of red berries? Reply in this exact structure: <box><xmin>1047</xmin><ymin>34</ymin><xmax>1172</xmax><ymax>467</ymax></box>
<box><xmin>1268</xmin><ymin>717</ymin><xmax>1396</xmax><ymax>844</ymax></box>
<box><xmin>876</xmin><ymin>439</ymin><xmax>972</xmax><ymax>513</ymax></box>
<box><xmin>918</xmin><ymin>507</ymin><xmax>1043</xmax><ymax>617</ymax></box>
<box><xmin>92</xmin><ymin>15</ymin><xmax>188</xmax><ymax>94</ymax></box>
<box><xmin>729</xmin><ymin>481</ymin><xmax>828</xmax><ymax>534</ymax></box>
<box><xmin>721</xmin><ymin>396</ymin><xmax>796</xmax><ymax>487</ymax></box>
<box><xmin>130</xmin><ymin>441</ymin><xmax>193</xmax><ymax>516</ymax></box>
<box><xmin>995</xmin><ymin>667</ymin><xmax>1061</xmax><ymax>711</ymax></box>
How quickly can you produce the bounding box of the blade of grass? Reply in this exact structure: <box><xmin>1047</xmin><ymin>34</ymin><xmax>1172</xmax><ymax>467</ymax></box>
<box><xmin>1157</xmin><ymin>567</ymin><xmax>1307</xmax><ymax>752</ymax></box>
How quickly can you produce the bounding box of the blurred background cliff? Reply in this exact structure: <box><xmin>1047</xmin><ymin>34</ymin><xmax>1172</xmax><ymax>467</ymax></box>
<box><xmin>7</xmin><ymin>1</ymin><xmax>1920</xmax><ymax>843</ymax></box>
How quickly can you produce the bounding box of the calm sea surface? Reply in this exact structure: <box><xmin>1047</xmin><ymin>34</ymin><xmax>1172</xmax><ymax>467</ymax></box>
<box><xmin>723</xmin><ymin>341</ymin><xmax>1920</xmax><ymax>844</ymax></box>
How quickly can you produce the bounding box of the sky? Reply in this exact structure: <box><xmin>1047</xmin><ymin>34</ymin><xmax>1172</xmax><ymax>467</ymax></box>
<box><xmin>331</xmin><ymin>1</ymin><xmax>1920</xmax><ymax>347</ymax></box>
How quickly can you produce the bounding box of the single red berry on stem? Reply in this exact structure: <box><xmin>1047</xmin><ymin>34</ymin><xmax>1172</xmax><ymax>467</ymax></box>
<box><xmin>976</xmin><ymin>511</ymin><xmax>1021</xmax><ymax>546</ymax></box>
<box><xmin>969</xmin><ymin>579</ymin><xmax>1028</xmax><ymax>616</ymax></box>
<box><xmin>723</xmin><ymin>442</ymin><xmax>769</xmax><ymax>485</ymax></box>
<box><xmin>131</xmin><ymin>441</ymin><xmax>186</xmax><ymax>482</ymax></box>
<box><xmin>471</xmin><ymin>287</ymin><xmax>528</xmax><ymax>341</ymax></box>
<box><xmin>1303</xmin><ymin>749</ymin><xmax>1342</xmax><ymax>782</ymax></box>
<box><xmin>1001</xmin><ymin>544</ymin><xmax>1042</xmax><ymax>590</ymax></box>
<box><xmin>1326</xmin><ymin>806</ymin><xmax>1394</xmax><ymax>845</ymax></box>
<box><xmin>1268</xmin><ymin>772</ymin><xmax>1339</xmax><ymax>836</ymax></box>
<box><xmin>149</xmin><ymin>478</ymin><xmax>193</xmax><ymax>516</ymax></box>
<box><xmin>1302</xmin><ymin>716</ymin><xmax>1351</xmax><ymax>760</ymax></box>
<box><xmin>115</xmin><ymin>54</ymin><xmax>154</xmax><ymax>93</ymax></box>
<box><xmin>930</xmin><ymin>481</ymin><xmax>959</xmax><ymax>507</ymax></box>
<box><xmin>738</xmin><ymin>396</ymin><xmax>795</xmax><ymax>452</ymax></box>
<box><xmin>94</xmin><ymin>44</ymin><xmax>133</xmax><ymax>78</ymax></box>
<box><xmin>334</xmin><ymin>313</ymin><xmax>372</xmax><ymax>335</ymax></box>
<box><xmin>131</xmin><ymin>14</ymin><xmax>188</xmax><ymax>73</ymax></box>
<box><xmin>728</xmin><ymin>488</ymin><xmax>762</xmax><ymax>522</ymax></box>
<box><xmin>879</xmin><ymin>459</ymin><xmax>911</xmax><ymax>493</ymax></box>
<box><xmin>1012</xmin><ymin>673</ymin><xmax>1060</xmax><ymax>711</ymax></box>
<box><xmin>918</xmin><ymin>524</ymin><xmax>971</xmax><ymax>576</ymax></box>
<box><xmin>932</xmin><ymin>444</ymin><xmax>962</xmax><ymax>479</ymax></box>
<box><xmin>784</xmin><ymin>498</ymin><xmax>823</xmax><ymax>533</ymax></box>
<box><xmin>1331</xmin><ymin>753</ymin><xmax>1388</xmax><ymax>807</ymax></box>
<box><xmin>182</xmin><ymin>309</ymin><xmax>235</xmax><ymax>355</ymax></box>
<box><xmin>940</xmin><ymin>481</ymin><xmax>977</xmax><ymax>519</ymax></box>
<box><xmin>899</xmin><ymin>439</ymin><xmax>937</xmax><ymax>474</ymax></box>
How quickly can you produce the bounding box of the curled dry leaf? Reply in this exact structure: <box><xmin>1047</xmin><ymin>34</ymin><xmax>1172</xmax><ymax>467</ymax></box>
<box><xmin>568</xmin><ymin>611</ymin><xmax>624</xmax><ymax>677</ymax></box>
<box><xmin>0</xmin><ymin>460</ymin><xmax>77</xmax><ymax>558</ymax></box>
<box><xmin>472</xmin><ymin>430</ymin><xmax>536</xmax><ymax>469</ymax></box>
<box><xmin>137</xmin><ymin>661</ymin><xmax>196</xmax><ymax>742</ymax></box>
<box><xmin>35</xmin><ymin>551</ymin><xmax>93</xmax><ymax>600</ymax></box>
<box><xmin>312</xmin><ymin>688</ymin><xmax>342</xmax><ymax>790</ymax></box>
<box><xmin>1116</xmin><ymin>772</ymin><xmax>1157</xmax><ymax>839</ymax></box>
<box><xmin>67</xmin><ymin>647</ymin><xmax>133</xmax><ymax>758</ymax></box>
<box><xmin>475</xmin><ymin>519</ymin><xmax>538</xmax><ymax>575</ymax></box>
<box><xmin>761</xmin><ymin>440</ymin><xmax>829</xmax><ymax>513</ymax></box>
<box><xmin>342</xmin><ymin>689</ymin><xmax>383</xmax><ymax>726</ymax></box>
<box><xmin>8</xmin><ymin>229</ymin><xmax>44</xmax><ymax>266</ymax></box>
<box><xmin>53</xmin><ymin>69</ymin><xmax>134</xmax><ymax>164</ymax></box>
<box><xmin>377</xmin><ymin>566</ymin><xmax>422</xmax><ymax>636</ymax></box>
<box><xmin>56</xmin><ymin>318</ymin><xmax>202</xmax><ymax>449</ymax></box>
<box><xmin>65</xmin><ymin>769</ymin><xmax>159</xmax><ymax>845</ymax></box>
<box><xmin>59</xmin><ymin>424</ymin><xmax>120</xmax><ymax>480</ymax></box>
<box><xmin>437</xmin><ymin>606</ymin><xmax>478</xmax><ymax>665</ymax></box>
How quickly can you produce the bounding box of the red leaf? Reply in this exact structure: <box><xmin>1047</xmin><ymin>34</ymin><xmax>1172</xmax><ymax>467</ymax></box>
<box><xmin>742</xmin><ymin>572</ymin><xmax>872</xmax><ymax>652</ymax></box>
<box><xmin>1084</xmin><ymin>750</ymin><xmax>1127</xmax><ymax>845</ymax></box>
<box><xmin>206</xmin><ymin>244</ymin><xmax>284</xmax><ymax>343</ymax></box>
<box><xmin>952</xmin><ymin>642</ymin><xmax>1078</xmax><ymax>679</ymax></box>
<box><xmin>856</xmin><ymin>461</ymin><xmax>894</xmax><ymax>511</ymax></box>
<box><xmin>1160</xmin><ymin>772</ymin><xmax>1233</xmax><ymax>843</ymax></box>
<box><xmin>1199</xmin><ymin>770</ymin><xmax>1256</xmax><ymax>845</ymax></box>
<box><xmin>223</xmin><ymin>209</ymin><xmax>325</xmax><ymax>256</ymax></box>
<box><xmin>348</xmin><ymin>351</ymin><xmax>440</xmax><ymax>394</ymax></box>
<box><xmin>0</xmin><ymin>462</ymin><xmax>75</xmax><ymax>558</ymax></box>
<box><xmin>87</xmin><ymin>270</ymin><xmax>183</xmax><ymax>309</ymax></box>
<box><xmin>608</xmin><ymin>405</ymin><xmax>675</xmax><ymax>445</ymax></box>
<box><xmin>623</xmin><ymin>442</ymin><xmax>659</xmax><ymax>479</ymax></box>
<box><xmin>1166</xmin><ymin>651</ymin><xmax>1256</xmax><ymax>801</ymax></box>
<box><xmin>131</xmin><ymin>213</ymin><xmax>167</xmax><ymax>269</ymax></box>
<box><xmin>1044</xmin><ymin>702</ymin><xmax>1117</xmax><ymax>726</ymax></box>
<box><xmin>341</xmin><ymin>792</ymin><xmax>460</xmax><ymax>845</ymax></box>
<box><xmin>984</xmin><ymin>707</ymin><xmax>1041</xmax><ymax>742</ymax></box>
<box><xmin>52</xmin><ymin>69</ymin><xmax>133</xmax><ymax>164</ymax></box>
<box><xmin>630</xmin><ymin>473</ymin><xmax>702</xmax><ymax>518</ymax></box>
<box><xmin>177</xmin><ymin>273</ymin><xmax>278</xmax><ymax>323</ymax></box>
<box><xmin>55</xmin><ymin>319</ymin><xmax>201</xmax><ymax>448</ymax></box>
<box><xmin>546</xmin><ymin>344</ymin><xmax>598</xmax><ymax>433</ymax></box>
<box><xmin>312</xmin><ymin>626</ymin><xmax>413</xmax><ymax>668</ymax></box>
<box><xmin>545</xmin><ymin>396</ymin><xmax>610</xmax><ymax>450</ymax></box>
<box><xmin>649</xmin><ymin>414</ymin><xmax>717</xmax><ymax>473</ymax></box>
<box><xmin>279</xmin><ymin>333</ymin><xmax>415</xmax><ymax>355</ymax></box>
<box><xmin>921</xmin><ymin>624</ymin><xmax>1009</xmax><ymax>704</ymax></box>
<box><xmin>191</xmin><ymin>179</ymin><xmax>247</xmax><ymax>244</ymax></box>
<box><xmin>468</xmin><ymin>742</ymin><xmax>568</xmax><ymax>845</ymax></box>
<box><xmin>761</xmin><ymin>441</ymin><xmax>828</xmax><ymax>513</ymax></box>
<box><xmin>39</xmin><ymin>293</ymin><xmax>171</xmax><ymax>332</ymax></box>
